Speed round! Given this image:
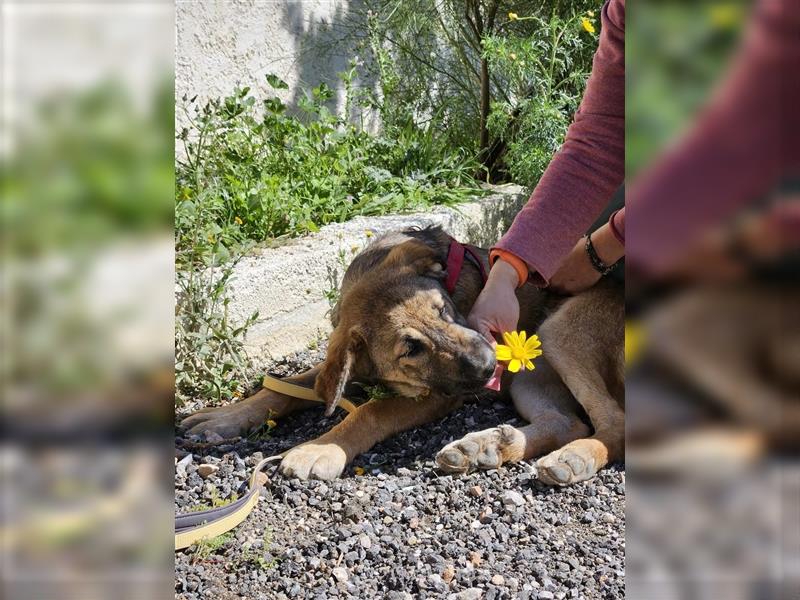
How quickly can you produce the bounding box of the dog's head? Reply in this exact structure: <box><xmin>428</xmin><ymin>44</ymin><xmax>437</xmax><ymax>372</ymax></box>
<box><xmin>315</xmin><ymin>239</ymin><xmax>496</xmax><ymax>413</ymax></box>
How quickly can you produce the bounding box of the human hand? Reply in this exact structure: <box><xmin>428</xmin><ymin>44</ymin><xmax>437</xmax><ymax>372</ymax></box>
<box><xmin>550</xmin><ymin>223</ymin><xmax>624</xmax><ymax>294</ymax></box>
<box><xmin>467</xmin><ymin>260</ymin><xmax>520</xmax><ymax>345</ymax></box>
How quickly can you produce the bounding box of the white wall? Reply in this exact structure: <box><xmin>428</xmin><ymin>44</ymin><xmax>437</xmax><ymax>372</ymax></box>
<box><xmin>176</xmin><ymin>0</ymin><xmax>376</xmax><ymax>126</ymax></box>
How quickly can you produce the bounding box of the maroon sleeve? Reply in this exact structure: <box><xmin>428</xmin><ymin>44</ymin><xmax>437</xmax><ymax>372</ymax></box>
<box><xmin>627</xmin><ymin>0</ymin><xmax>800</xmax><ymax>274</ymax></box>
<box><xmin>492</xmin><ymin>0</ymin><xmax>625</xmax><ymax>285</ymax></box>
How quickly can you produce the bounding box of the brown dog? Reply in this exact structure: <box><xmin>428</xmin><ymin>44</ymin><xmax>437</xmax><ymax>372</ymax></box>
<box><xmin>180</xmin><ymin>226</ymin><xmax>625</xmax><ymax>484</ymax></box>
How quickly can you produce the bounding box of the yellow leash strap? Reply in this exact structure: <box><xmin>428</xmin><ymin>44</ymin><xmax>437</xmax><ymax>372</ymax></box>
<box><xmin>175</xmin><ymin>375</ymin><xmax>358</xmax><ymax>551</ymax></box>
<box><xmin>262</xmin><ymin>374</ymin><xmax>359</xmax><ymax>415</ymax></box>
<box><xmin>175</xmin><ymin>455</ymin><xmax>281</xmax><ymax>550</ymax></box>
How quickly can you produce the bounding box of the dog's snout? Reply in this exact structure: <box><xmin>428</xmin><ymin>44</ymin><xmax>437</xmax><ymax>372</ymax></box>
<box><xmin>459</xmin><ymin>342</ymin><xmax>496</xmax><ymax>380</ymax></box>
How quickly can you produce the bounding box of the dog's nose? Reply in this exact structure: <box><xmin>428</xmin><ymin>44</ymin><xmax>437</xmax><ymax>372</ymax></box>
<box><xmin>460</xmin><ymin>345</ymin><xmax>496</xmax><ymax>380</ymax></box>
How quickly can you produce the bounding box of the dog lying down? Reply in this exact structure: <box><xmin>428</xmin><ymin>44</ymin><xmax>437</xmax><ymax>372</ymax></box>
<box><xmin>180</xmin><ymin>226</ymin><xmax>625</xmax><ymax>485</ymax></box>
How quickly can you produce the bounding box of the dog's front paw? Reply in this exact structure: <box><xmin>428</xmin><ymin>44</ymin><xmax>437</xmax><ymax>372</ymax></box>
<box><xmin>536</xmin><ymin>439</ymin><xmax>601</xmax><ymax>485</ymax></box>
<box><xmin>436</xmin><ymin>425</ymin><xmax>525</xmax><ymax>474</ymax></box>
<box><xmin>280</xmin><ymin>443</ymin><xmax>347</xmax><ymax>480</ymax></box>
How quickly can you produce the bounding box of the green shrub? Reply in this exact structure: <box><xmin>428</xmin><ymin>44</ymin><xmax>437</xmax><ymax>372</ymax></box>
<box><xmin>326</xmin><ymin>0</ymin><xmax>599</xmax><ymax>178</ymax></box>
<box><xmin>175</xmin><ymin>74</ymin><xmax>482</xmax><ymax>260</ymax></box>
<box><xmin>482</xmin><ymin>10</ymin><xmax>595</xmax><ymax>186</ymax></box>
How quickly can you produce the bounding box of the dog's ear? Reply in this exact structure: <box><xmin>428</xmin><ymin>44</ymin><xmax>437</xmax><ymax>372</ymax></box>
<box><xmin>314</xmin><ymin>324</ymin><xmax>364</xmax><ymax>416</ymax></box>
<box><xmin>382</xmin><ymin>239</ymin><xmax>445</xmax><ymax>279</ymax></box>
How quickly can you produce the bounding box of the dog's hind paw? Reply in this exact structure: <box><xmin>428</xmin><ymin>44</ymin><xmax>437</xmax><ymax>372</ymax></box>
<box><xmin>280</xmin><ymin>443</ymin><xmax>347</xmax><ymax>481</ymax></box>
<box><xmin>536</xmin><ymin>439</ymin><xmax>602</xmax><ymax>485</ymax></box>
<box><xmin>435</xmin><ymin>425</ymin><xmax>525</xmax><ymax>474</ymax></box>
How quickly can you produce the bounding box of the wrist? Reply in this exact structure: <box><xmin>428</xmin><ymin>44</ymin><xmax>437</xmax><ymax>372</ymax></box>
<box><xmin>489</xmin><ymin>259</ymin><xmax>520</xmax><ymax>289</ymax></box>
<box><xmin>590</xmin><ymin>223</ymin><xmax>625</xmax><ymax>266</ymax></box>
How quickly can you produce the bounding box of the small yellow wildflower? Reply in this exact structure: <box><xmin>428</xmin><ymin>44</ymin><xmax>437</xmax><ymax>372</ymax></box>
<box><xmin>354</xmin><ymin>466</ymin><xmax>366</xmax><ymax>476</ymax></box>
<box><xmin>581</xmin><ymin>17</ymin><xmax>596</xmax><ymax>34</ymax></box>
<box><xmin>365</xmin><ymin>230</ymin><xmax>374</xmax><ymax>238</ymax></box>
<box><xmin>234</xmin><ymin>216</ymin><xmax>243</xmax><ymax>225</ymax></box>
<box><xmin>266</xmin><ymin>419</ymin><xmax>277</xmax><ymax>429</ymax></box>
<box><xmin>509</xmin><ymin>52</ymin><xmax>517</xmax><ymax>61</ymax></box>
<box><xmin>508</xmin><ymin>12</ymin><xmax>519</xmax><ymax>21</ymax></box>
<box><xmin>496</xmin><ymin>331</ymin><xmax>542</xmax><ymax>373</ymax></box>
<box><xmin>351</xmin><ymin>245</ymin><xmax>360</xmax><ymax>254</ymax></box>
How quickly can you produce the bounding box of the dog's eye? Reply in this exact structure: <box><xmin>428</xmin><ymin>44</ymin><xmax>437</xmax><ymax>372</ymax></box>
<box><xmin>438</xmin><ymin>305</ymin><xmax>452</xmax><ymax>322</ymax></box>
<box><xmin>403</xmin><ymin>337</ymin><xmax>424</xmax><ymax>358</ymax></box>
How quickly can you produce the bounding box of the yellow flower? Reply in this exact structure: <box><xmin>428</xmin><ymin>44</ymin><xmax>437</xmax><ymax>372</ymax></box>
<box><xmin>365</xmin><ymin>230</ymin><xmax>374</xmax><ymax>238</ymax></box>
<box><xmin>509</xmin><ymin>52</ymin><xmax>517</xmax><ymax>61</ymax></box>
<box><xmin>354</xmin><ymin>466</ymin><xmax>365</xmax><ymax>476</ymax></box>
<box><xmin>581</xmin><ymin>17</ymin><xmax>596</xmax><ymax>34</ymax></box>
<box><xmin>266</xmin><ymin>419</ymin><xmax>277</xmax><ymax>429</ymax></box>
<box><xmin>508</xmin><ymin>12</ymin><xmax>519</xmax><ymax>21</ymax></box>
<box><xmin>234</xmin><ymin>216</ymin><xmax>243</xmax><ymax>225</ymax></box>
<box><xmin>495</xmin><ymin>331</ymin><xmax>542</xmax><ymax>373</ymax></box>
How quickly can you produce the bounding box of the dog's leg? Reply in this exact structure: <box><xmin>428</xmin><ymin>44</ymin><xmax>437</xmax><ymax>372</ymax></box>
<box><xmin>178</xmin><ymin>366</ymin><xmax>321</xmax><ymax>440</ymax></box>
<box><xmin>436</xmin><ymin>365</ymin><xmax>589</xmax><ymax>473</ymax></box>
<box><xmin>281</xmin><ymin>395</ymin><xmax>460</xmax><ymax>480</ymax></box>
<box><xmin>534</xmin><ymin>347</ymin><xmax>625</xmax><ymax>486</ymax></box>
<box><xmin>534</xmin><ymin>289</ymin><xmax>625</xmax><ymax>486</ymax></box>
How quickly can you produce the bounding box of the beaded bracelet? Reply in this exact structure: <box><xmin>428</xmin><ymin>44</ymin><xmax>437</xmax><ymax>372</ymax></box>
<box><xmin>584</xmin><ymin>232</ymin><xmax>616</xmax><ymax>276</ymax></box>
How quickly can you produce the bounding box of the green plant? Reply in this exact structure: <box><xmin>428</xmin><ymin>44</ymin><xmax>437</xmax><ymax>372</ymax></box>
<box><xmin>358</xmin><ymin>382</ymin><xmax>394</xmax><ymax>401</ymax></box>
<box><xmin>174</xmin><ymin>195</ymin><xmax>259</xmax><ymax>407</ymax></box>
<box><xmin>175</xmin><ymin>258</ymin><xmax>258</xmax><ymax>407</ymax></box>
<box><xmin>482</xmin><ymin>9</ymin><xmax>594</xmax><ymax>186</ymax></box>
<box><xmin>326</xmin><ymin>0</ymin><xmax>599</xmax><ymax>177</ymax></box>
<box><xmin>191</xmin><ymin>532</ymin><xmax>233</xmax><ymax>561</ymax></box>
<box><xmin>247</xmin><ymin>410</ymin><xmax>279</xmax><ymax>441</ymax></box>
<box><xmin>239</xmin><ymin>530</ymin><xmax>276</xmax><ymax>570</ymax></box>
<box><xmin>187</xmin><ymin>489</ymin><xmax>239</xmax><ymax>512</ymax></box>
<box><xmin>176</xmin><ymin>75</ymin><xmax>480</xmax><ymax>252</ymax></box>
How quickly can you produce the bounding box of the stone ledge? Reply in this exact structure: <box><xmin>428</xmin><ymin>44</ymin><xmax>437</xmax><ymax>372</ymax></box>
<box><xmin>227</xmin><ymin>183</ymin><xmax>527</xmax><ymax>361</ymax></box>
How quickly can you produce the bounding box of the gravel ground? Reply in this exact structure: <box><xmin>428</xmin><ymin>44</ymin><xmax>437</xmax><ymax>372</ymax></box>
<box><xmin>175</xmin><ymin>348</ymin><xmax>625</xmax><ymax>600</ymax></box>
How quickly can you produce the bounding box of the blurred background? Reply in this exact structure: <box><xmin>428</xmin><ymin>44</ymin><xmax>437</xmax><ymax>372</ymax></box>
<box><xmin>2</xmin><ymin>0</ymin><xmax>798</xmax><ymax>598</ymax></box>
<box><xmin>2</xmin><ymin>1</ymin><xmax>174</xmax><ymax>598</ymax></box>
<box><xmin>626</xmin><ymin>1</ymin><xmax>799</xmax><ymax>598</ymax></box>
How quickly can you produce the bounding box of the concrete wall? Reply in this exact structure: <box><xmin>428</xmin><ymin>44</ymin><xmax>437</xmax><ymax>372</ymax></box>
<box><xmin>227</xmin><ymin>184</ymin><xmax>528</xmax><ymax>363</ymax></box>
<box><xmin>176</xmin><ymin>0</ymin><xmax>375</xmax><ymax>127</ymax></box>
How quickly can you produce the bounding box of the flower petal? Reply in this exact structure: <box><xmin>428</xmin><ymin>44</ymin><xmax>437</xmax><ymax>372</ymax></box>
<box><xmin>525</xmin><ymin>359</ymin><xmax>535</xmax><ymax>371</ymax></box>
<box><xmin>496</xmin><ymin>345</ymin><xmax>512</xmax><ymax>361</ymax></box>
<box><xmin>524</xmin><ymin>335</ymin><xmax>541</xmax><ymax>353</ymax></box>
<box><xmin>502</xmin><ymin>331</ymin><xmax>515</xmax><ymax>347</ymax></box>
<box><xmin>508</xmin><ymin>359</ymin><xmax>521</xmax><ymax>373</ymax></box>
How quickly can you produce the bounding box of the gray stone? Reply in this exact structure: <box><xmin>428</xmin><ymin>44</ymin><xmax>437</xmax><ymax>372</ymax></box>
<box><xmin>197</xmin><ymin>463</ymin><xmax>219</xmax><ymax>479</ymax></box>
<box><xmin>502</xmin><ymin>490</ymin><xmax>526</xmax><ymax>508</ymax></box>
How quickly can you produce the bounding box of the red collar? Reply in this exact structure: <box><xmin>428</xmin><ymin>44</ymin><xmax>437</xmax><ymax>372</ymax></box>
<box><xmin>445</xmin><ymin>238</ymin><xmax>488</xmax><ymax>294</ymax></box>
